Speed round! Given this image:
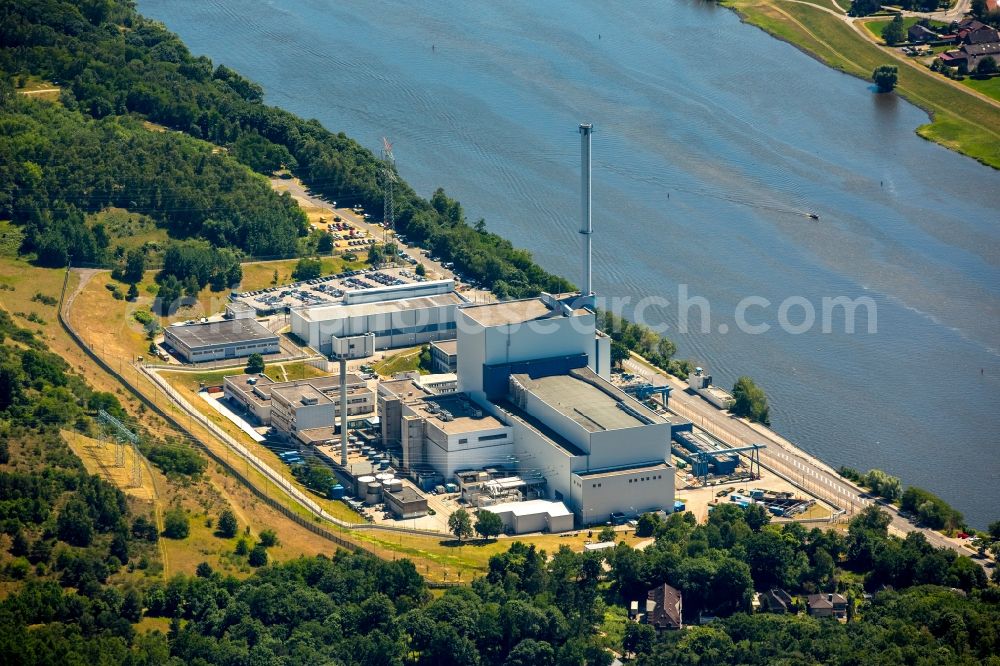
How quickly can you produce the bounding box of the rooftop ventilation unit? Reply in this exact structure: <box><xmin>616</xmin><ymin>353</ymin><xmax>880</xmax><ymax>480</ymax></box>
<box><xmin>300</xmin><ymin>395</ymin><xmax>319</xmax><ymax>405</ymax></box>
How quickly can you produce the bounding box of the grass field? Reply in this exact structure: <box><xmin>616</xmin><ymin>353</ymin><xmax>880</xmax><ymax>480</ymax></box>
<box><xmin>86</xmin><ymin>208</ymin><xmax>168</xmax><ymax>255</ymax></box>
<box><xmin>725</xmin><ymin>0</ymin><xmax>1000</xmax><ymax>168</ymax></box>
<box><xmin>373</xmin><ymin>346</ymin><xmax>427</xmax><ymax>377</ymax></box>
<box><xmin>239</xmin><ymin>255</ymin><xmax>367</xmax><ymax>292</ymax></box>
<box><xmin>962</xmin><ymin>75</ymin><xmax>1000</xmax><ymax>102</ymax></box>
<box><xmin>862</xmin><ymin>16</ymin><xmax>948</xmax><ymax>41</ymax></box>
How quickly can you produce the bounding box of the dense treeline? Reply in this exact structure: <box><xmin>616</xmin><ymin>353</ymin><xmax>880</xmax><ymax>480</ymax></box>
<box><xmin>1</xmin><ymin>0</ymin><xmax>573</xmax><ymax>298</ymax></box>
<box><xmin>0</xmin><ymin>95</ymin><xmax>305</xmax><ymax>266</ymax></box>
<box><xmin>0</xmin><ymin>312</ymin><xmax>157</xmax><ymax>616</ymax></box>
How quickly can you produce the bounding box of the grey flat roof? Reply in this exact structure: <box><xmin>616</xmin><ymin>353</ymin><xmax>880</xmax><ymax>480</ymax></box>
<box><xmin>574</xmin><ymin>461</ymin><xmax>673</xmax><ymax>478</ymax></box>
<box><xmin>430</xmin><ymin>338</ymin><xmax>458</xmax><ymax>355</ymax></box>
<box><xmin>166</xmin><ymin>319</ymin><xmax>277</xmax><ymax>349</ymax></box>
<box><xmin>459</xmin><ymin>296</ymin><xmax>592</xmax><ymax>327</ymax></box>
<box><xmin>294</xmin><ymin>292</ymin><xmax>462</xmax><ymax>323</ymax></box>
<box><xmin>512</xmin><ymin>368</ymin><xmax>665</xmax><ymax>432</ymax></box>
<box><xmin>408</xmin><ymin>394</ymin><xmax>506</xmax><ymax>435</ymax></box>
<box><xmin>271</xmin><ymin>384</ymin><xmax>332</xmax><ymax>406</ymax></box>
<box><xmin>459</xmin><ymin>298</ymin><xmax>553</xmax><ymax>326</ymax></box>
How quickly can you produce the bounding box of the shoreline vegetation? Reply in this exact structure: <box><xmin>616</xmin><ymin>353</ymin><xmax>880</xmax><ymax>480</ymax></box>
<box><xmin>721</xmin><ymin>0</ymin><xmax>1000</xmax><ymax>169</ymax></box>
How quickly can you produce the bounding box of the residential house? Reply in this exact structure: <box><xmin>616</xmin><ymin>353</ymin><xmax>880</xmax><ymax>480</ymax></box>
<box><xmin>955</xmin><ymin>19</ymin><xmax>1000</xmax><ymax>45</ymax></box>
<box><xmin>908</xmin><ymin>24</ymin><xmax>940</xmax><ymax>43</ymax></box>
<box><xmin>761</xmin><ymin>588</ymin><xmax>795</xmax><ymax>614</ymax></box>
<box><xmin>939</xmin><ymin>41</ymin><xmax>1000</xmax><ymax>71</ymax></box>
<box><xmin>643</xmin><ymin>584</ymin><xmax>683</xmax><ymax>631</ymax></box>
<box><xmin>807</xmin><ymin>592</ymin><xmax>848</xmax><ymax>621</ymax></box>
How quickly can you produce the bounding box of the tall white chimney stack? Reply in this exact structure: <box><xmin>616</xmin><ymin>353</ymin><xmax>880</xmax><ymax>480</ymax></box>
<box><xmin>579</xmin><ymin>123</ymin><xmax>593</xmax><ymax>297</ymax></box>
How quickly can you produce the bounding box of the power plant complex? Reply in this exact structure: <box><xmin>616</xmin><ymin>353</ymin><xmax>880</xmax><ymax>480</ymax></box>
<box><xmin>182</xmin><ymin>124</ymin><xmax>692</xmax><ymax>532</ymax></box>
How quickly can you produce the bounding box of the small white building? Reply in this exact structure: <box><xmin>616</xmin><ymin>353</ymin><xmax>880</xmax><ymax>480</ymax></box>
<box><xmin>484</xmin><ymin>499</ymin><xmax>574</xmax><ymax>534</ymax></box>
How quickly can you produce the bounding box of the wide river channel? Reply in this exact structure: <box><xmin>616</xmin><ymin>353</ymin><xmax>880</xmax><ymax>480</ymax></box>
<box><xmin>139</xmin><ymin>0</ymin><xmax>1000</xmax><ymax>527</ymax></box>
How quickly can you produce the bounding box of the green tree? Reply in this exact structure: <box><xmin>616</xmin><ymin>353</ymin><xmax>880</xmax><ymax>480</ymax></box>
<box><xmin>635</xmin><ymin>512</ymin><xmax>663</xmax><ymax>538</ymax></box>
<box><xmin>126</xmin><ymin>283</ymin><xmax>139</xmax><ymax>301</ymax></box>
<box><xmin>195</xmin><ymin>562</ymin><xmax>213</xmax><ymax>578</ymax></box>
<box><xmin>292</xmin><ymin>257</ymin><xmax>323</xmax><ymax>280</ymax></box>
<box><xmin>317</xmin><ymin>233</ymin><xmax>334</xmax><ymax>254</ymax></box>
<box><xmin>610</xmin><ymin>340</ymin><xmax>631</xmax><ymax>368</ymax></box>
<box><xmin>163</xmin><ymin>507</ymin><xmax>190</xmax><ymax>539</ymax></box>
<box><xmin>731</xmin><ymin>376</ymin><xmax>770</xmax><ymax>425</ymax></box>
<box><xmin>418</xmin><ymin>345</ymin><xmax>433</xmax><ymax>372</ymax></box>
<box><xmin>248</xmin><ymin>543</ymin><xmax>268</xmax><ymax>567</ymax></box>
<box><xmin>882</xmin><ymin>14</ymin><xmax>905</xmax><ymax>46</ymax></box>
<box><xmin>259</xmin><ymin>529</ymin><xmax>279</xmax><ymax>548</ymax></box>
<box><xmin>415</xmin><ymin>262</ymin><xmax>426</xmax><ymax>276</ymax></box>
<box><xmin>57</xmin><ymin>498</ymin><xmax>94</xmax><ymax>547</ymax></box>
<box><xmin>448</xmin><ymin>508</ymin><xmax>473</xmax><ymax>541</ymax></box>
<box><xmin>623</xmin><ymin>622</ymin><xmax>656</xmax><ymax>657</ymax></box>
<box><xmin>234</xmin><ymin>537</ymin><xmax>249</xmax><ymax>556</ymax></box>
<box><xmin>864</xmin><ymin>469</ymin><xmax>902</xmax><ymax>500</ymax></box>
<box><xmin>474</xmin><ymin>510</ymin><xmax>504</xmax><ymax>540</ymax></box>
<box><xmin>976</xmin><ymin>56</ymin><xmax>998</xmax><ymax>76</ymax></box>
<box><xmin>598</xmin><ymin>526</ymin><xmax>617</xmax><ymax>542</ymax></box>
<box><xmin>246</xmin><ymin>353</ymin><xmax>265</xmax><ymax>375</ymax></box>
<box><xmin>367</xmin><ymin>244</ymin><xmax>385</xmax><ymax>266</ymax></box>
<box><xmin>216</xmin><ymin>509</ymin><xmax>238</xmax><ymax>538</ymax></box>
<box><xmin>123</xmin><ymin>248</ymin><xmax>146</xmax><ymax>283</ymax></box>
<box><xmin>873</xmin><ymin>64</ymin><xmax>899</xmax><ymax>92</ymax></box>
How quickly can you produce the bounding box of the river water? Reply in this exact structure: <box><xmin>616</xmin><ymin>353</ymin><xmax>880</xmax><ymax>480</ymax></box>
<box><xmin>138</xmin><ymin>0</ymin><xmax>1000</xmax><ymax>527</ymax></box>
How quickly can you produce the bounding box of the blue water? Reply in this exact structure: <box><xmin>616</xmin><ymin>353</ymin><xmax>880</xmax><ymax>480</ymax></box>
<box><xmin>138</xmin><ymin>0</ymin><xmax>1000</xmax><ymax>526</ymax></box>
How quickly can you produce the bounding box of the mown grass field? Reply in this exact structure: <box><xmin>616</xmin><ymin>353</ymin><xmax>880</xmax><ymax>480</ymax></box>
<box><xmin>725</xmin><ymin>0</ymin><xmax>1000</xmax><ymax>168</ymax></box>
<box><xmin>962</xmin><ymin>75</ymin><xmax>1000</xmax><ymax>102</ymax></box>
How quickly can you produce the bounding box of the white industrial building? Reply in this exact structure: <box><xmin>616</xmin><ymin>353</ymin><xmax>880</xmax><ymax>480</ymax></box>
<box><xmin>484</xmin><ymin>499</ymin><xmax>574</xmax><ymax>534</ymax></box>
<box><xmin>223</xmin><ymin>373</ymin><xmax>374</xmax><ymax>442</ymax></box>
<box><xmin>456</xmin><ymin>292</ymin><xmax>611</xmax><ymax>402</ymax></box>
<box><xmin>289</xmin><ymin>280</ymin><xmax>464</xmax><ymax>357</ymax></box>
<box><xmin>164</xmin><ymin>319</ymin><xmax>279</xmax><ymax>363</ymax></box>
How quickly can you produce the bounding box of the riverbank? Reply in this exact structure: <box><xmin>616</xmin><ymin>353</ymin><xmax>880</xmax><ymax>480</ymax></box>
<box><xmin>723</xmin><ymin>0</ymin><xmax>1000</xmax><ymax>168</ymax></box>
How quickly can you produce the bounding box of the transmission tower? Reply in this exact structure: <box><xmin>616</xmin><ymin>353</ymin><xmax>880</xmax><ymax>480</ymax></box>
<box><xmin>98</xmin><ymin>409</ymin><xmax>140</xmax><ymax>475</ymax></box>
<box><xmin>381</xmin><ymin>137</ymin><xmax>396</xmax><ymax>244</ymax></box>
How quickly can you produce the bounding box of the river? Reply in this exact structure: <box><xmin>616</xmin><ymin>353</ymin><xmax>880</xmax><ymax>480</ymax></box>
<box><xmin>138</xmin><ymin>0</ymin><xmax>1000</xmax><ymax>527</ymax></box>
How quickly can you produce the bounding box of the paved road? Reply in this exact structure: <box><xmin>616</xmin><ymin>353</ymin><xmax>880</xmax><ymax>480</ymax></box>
<box><xmin>623</xmin><ymin>355</ymin><xmax>980</xmax><ymax>560</ymax></box>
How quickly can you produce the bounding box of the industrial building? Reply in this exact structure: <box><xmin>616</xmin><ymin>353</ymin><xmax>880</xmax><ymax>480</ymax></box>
<box><xmin>164</xmin><ymin>319</ymin><xmax>279</xmax><ymax>363</ymax></box>
<box><xmin>429</xmin><ymin>339</ymin><xmax>458</xmax><ymax>373</ymax></box>
<box><xmin>377</xmin><ymin>294</ymin><xmax>675</xmax><ymax>527</ymax></box>
<box><xmin>483</xmin><ymin>499</ymin><xmax>574</xmax><ymax>534</ymax></box>
<box><xmin>688</xmin><ymin>367</ymin><xmax>735</xmax><ymax>410</ymax></box>
<box><xmin>366</xmin><ymin>123</ymin><xmax>677</xmax><ymax>528</ymax></box>
<box><xmin>383</xmin><ymin>486</ymin><xmax>429</xmax><ymax>519</ymax></box>
<box><xmin>222</xmin><ymin>373</ymin><xmax>374</xmax><ymax>442</ymax></box>
<box><xmin>290</xmin><ymin>280</ymin><xmax>464</xmax><ymax>357</ymax></box>
<box><xmin>455</xmin><ymin>292</ymin><xmax>611</xmax><ymax>401</ymax></box>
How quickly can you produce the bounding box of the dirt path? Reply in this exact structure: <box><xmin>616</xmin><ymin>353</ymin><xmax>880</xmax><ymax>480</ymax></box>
<box><xmin>18</xmin><ymin>88</ymin><xmax>60</xmax><ymax>95</ymax></box>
